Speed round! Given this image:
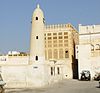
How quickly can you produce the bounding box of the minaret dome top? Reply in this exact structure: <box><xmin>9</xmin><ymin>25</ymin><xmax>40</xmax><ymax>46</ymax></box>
<box><xmin>32</xmin><ymin>4</ymin><xmax>44</xmax><ymax>18</ymax></box>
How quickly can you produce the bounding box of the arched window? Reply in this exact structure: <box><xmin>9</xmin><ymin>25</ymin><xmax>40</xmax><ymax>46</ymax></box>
<box><xmin>65</xmin><ymin>49</ymin><xmax>69</xmax><ymax>58</ymax></box>
<box><xmin>36</xmin><ymin>36</ymin><xmax>38</xmax><ymax>39</ymax></box>
<box><xmin>59</xmin><ymin>49</ymin><xmax>63</xmax><ymax>59</ymax></box>
<box><xmin>54</xmin><ymin>49</ymin><xmax>58</xmax><ymax>59</ymax></box>
<box><xmin>35</xmin><ymin>56</ymin><xmax>38</xmax><ymax>61</ymax></box>
<box><xmin>45</xmin><ymin>50</ymin><xmax>47</xmax><ymax>60</ymax></box>
<box><xmin>36</xmin><ymin>17</ymin><xmax>38</xmax><ymax>20</ymax></box>
<box><xmin>48</xmin><ymin>49</ymin><xmax>52</xmax><ymax>59</ymax></box>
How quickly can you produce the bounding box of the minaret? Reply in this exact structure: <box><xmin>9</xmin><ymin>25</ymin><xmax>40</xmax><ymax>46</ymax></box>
<box><xmin>30</xmin><ymin>4</ymin><xmax>45</xmax><ymax>64</ymax></box>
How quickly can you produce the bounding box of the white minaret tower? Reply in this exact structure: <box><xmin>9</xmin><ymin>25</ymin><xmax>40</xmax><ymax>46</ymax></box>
<box><xmin>30</xmin><ymin>4</ymin><xmax>45</xmax><ymax>64</ymax></box>
<box><xmin>28</xmin><ymin>4</ymin><xmax>48</xmax><ymax>87</ymax></box>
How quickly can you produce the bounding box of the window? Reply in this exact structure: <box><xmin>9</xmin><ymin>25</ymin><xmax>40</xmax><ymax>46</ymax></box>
<box><xmin>57</xmin><ymin>67</ymin><xmax>60</xmax><ymax>75</ymax></box>
<box><xmin>48</xmin><ymin>41</ymin><xmax>52</xmax><ymax>43</ymax></box>
<box><xmin>58</xmin><ymin>32</ymin><xmax>62</xmax><ymax>35</ymax></box>
<box><xmin>48</xmin><ymin>49</ymin><xmax>52</xmax><ymax>59</ymax></box>
<box><xmin>64</xmin><ymin>44</ymin><xmax>68</xmax><ymax>47</ymax></box>
<box><xmin>64</xmin><ymin>40</ymin><xmax>68</xmax><ymax>43</ymax></box>
<box><xmin>59</xmin><ymin>44</ymin><xmax>63</xmax><ymax>47</ymax></box>
<box><xmin>59</xmin><ymin>49</ymin><xmax>63</xmax><ymax>59</ymax></box>
<box><xmin>59</xmin><ymin>36</ymin><xmax>63</xmax><ymax>39</ymax></box>
<box><xmin>53</xmin><ymin>33</ymin><xmax>57</xmax><ymax>35</ymax></box>
<box><xmin>45</xmin><ymin>50</ymin><xmax>47</xmax><ymax>60</ymax></box>
<box><xmin>53</xmin><ymin>40</ymin><xmax>57</xmax><ymax>43</ymax></box>
<box><xmin>36</xmin><ymin>56</ymin><xmax>38</xmax><ymax>61</ymax></box>
<box><xmin>0</xmin><ymin>58</ymin><xmax>6</xmax><ymax>61</ymax></box>
<box><xmin>36</xmin><ymin>36</ymin><xmax>38</xmax><ymax>39</ymax></box>
<box><xmin>64</xmin><ymin>32</ymin><xmax>68</xmax><ymax>35</ymax></box>
<box><xmin>65</xmin><ymin>50</ymin><xmax>69</xmax><ymax>58</ymax></box>
<box><xmin>59</xmin><ymin>40</ymin><xmax>63</xmax><ymax>43</ymax></box>
<box><xmin>47</xmin><ymin>33</ymin><xmax>51</xmax><ymax>36</ymax></box>
<box><xmin>44</xmin><ymin>34</ymin><xmax>46</xmax><ymax>36</ymax></box>
<box><xmin>51</xmin><ymin>67</ymin><xmax>53</xmax><ymax>75</ymax></box>
<box><xmin>48</xmin><ymin>37</ymin><xmax>51</xmax><ymax>39</ymax></box>
<box><xmin>54</xmin><ymin>44</ymin><xmax>57</xmax><ymax>47</ymax></box>
<box><xmin>36</xmin><ymin>17</ymin><xmax>38</xmax><ymax>20</ymax></box>
<box><xmin>53</xmin><ymin>37</ymin><xmax>57</xmax><ymax>39</ymax></box>
<box><xmin>64</xmin><ymin>36</ymin><xmax>68</xmax><ymax>39</ymax></box>
<box><xmin>54</xmin><ymin>49</ymin><xmax>58</xmax><ymax>59</ymax></box>
<box><xmin>48</xmin><ymin>44</ymin><xmax>52</xmax><ymax>47</ymax></box>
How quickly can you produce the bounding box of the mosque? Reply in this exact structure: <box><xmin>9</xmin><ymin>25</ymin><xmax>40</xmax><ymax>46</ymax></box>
<box><xmin>0</xmin><ymin>4</ymin><xmax>78</xmax><ymax>88</ymax></box>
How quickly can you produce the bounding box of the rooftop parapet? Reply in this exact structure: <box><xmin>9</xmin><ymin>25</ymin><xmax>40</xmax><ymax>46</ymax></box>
<box><xmin>45</xmin><ymin>24</ymin><xmax>68</xmax><ymax>29</ymax></box>
<box><xmin>79</xmin><ymin>24</ymin><xmax>100</xmax><ymax>34</ymax></box>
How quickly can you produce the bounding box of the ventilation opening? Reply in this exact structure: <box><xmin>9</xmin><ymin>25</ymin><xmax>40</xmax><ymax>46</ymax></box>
<box><xmin>36</xmin><ymin>56</ymin><xmax>38</xmax><ymax>61</ymax></box>
<box><xmin>57</xmin><ymin>67</ymin><xmax>60</xmax><ymax>75</ymax></box>
<box><xmin>36</xmin><ymin>17</ymin><xmax>38</xmax><ymax>20</ymax></box>
<box><xmin>36</xmin><ymin>36</ymin><xmax>38</xmax><ymax>39</ymax></box>
<box><xmin>65</xmin><ymin>50</ymin><xmax>69</xmax><ymax>58</ymax></box>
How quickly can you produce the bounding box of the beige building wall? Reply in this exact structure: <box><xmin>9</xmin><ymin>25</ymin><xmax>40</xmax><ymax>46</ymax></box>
<box><xmin>79</xmin><ymin>24</ymin><xmax>100</xmax><ymax>45</ymax></box>
<box><xmin>44</xmin><ymin>23</ymin><xmax>78</xmax><ymax>61</ymax></box>
<box><xmin>44</xmin><ymin>23</ymin><xmax>78</xmax><ymax>79</ymax></box>
<box><xmin>79</xmin><ymin>24</ymin><xmax>100</xmax><ymax>58</ymax></box>
<box><xmin>0</xmin><ymin>54</ymin><xmax>29</xmax><ymax>65</ymax></box>
<box><xmin>77</xmin><ymin>24</ymin><xmax>100</xmax><ymax>79</ymax></box>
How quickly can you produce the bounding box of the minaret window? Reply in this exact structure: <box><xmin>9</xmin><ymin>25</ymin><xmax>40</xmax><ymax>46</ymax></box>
<box><xmin>36</xmin><ymin>36</ymin><xmax>38</xmax><ymax>39</ymax></box>
<box><xmin>57</xmin><ymin>67</ymin><xmax>60</xmax><ymax>75</ymax></box>
<box><xmin>51</xmin><ymin>67</ymin><xmax>53</xmax><ymax>75</ymax></box>
<box><xmin>36</xmin><ymin>17</ymin><xmax>38</xmax><ymax>20</ymax></box>
<box><xmin>36</xmin><ymin>56</ymin><xmax>38</xmax><ymax>61</ymax></box>
<box><xmin>43</xmin><ymin>18</ymin><xmax>45</xmax><ymax>23</ymax></box>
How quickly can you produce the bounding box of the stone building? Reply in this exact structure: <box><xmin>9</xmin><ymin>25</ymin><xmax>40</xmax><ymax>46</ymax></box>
<box><xmin>45</xmin><ymin>24</ymin><xmax>78</xmax><ymax>60</ymax></box>
<box><xmin>76</xmin><ymin>24</ymin><xmax>100</xmax><ymax>79</ymax></box>
<box><xmin>44</xmin><ymin>24</ymin><xmax>79</xmax><ymax>79</ymax></box>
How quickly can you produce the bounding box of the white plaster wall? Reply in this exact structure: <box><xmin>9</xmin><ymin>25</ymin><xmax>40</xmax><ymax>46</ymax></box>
<box><xmin>91</xmin><ymin>57</ymin><xmax>100</xmax><ymax>78</ymax></box>
<box><xmin>78</xmin><ymin>45</ymin><xmax>91</xmax><ymax>79</ymax></box>
<box><xmin>1</xmin><ymin>64</ymin><xmax>50</xmax><ymax>88</ymax></box>
<box><xmin>30</xmin><ymin>5</ymin><xmax>45</xmax><ymax>64</ymax></box>
<box><xmin>46</xmin><ymin>59</ymin><xmax>73</xmax><ymax>83</ymax></box>
<box><xmin>79</xmin><ymin>24</ymin><xmax>100</xmax><ymax>34</ymax></box>
<box><xmin>27</xmin><ymin>63</ymin><xmax>52</xmax><ymax>88</ymax></box>
<box><xmin>0</xmin><ymin>55</ymin><xmax>29</xmax><ymax>65</ymax></box>
<box><xmin>77</xmin><ymin>44</ymin><xmax>100</xmax><ymax>79</ymax></box>
<box><xmin>1</xmin><ymin>66</ymin><xmax>28</xmax><ymax>88</ymax></box>
<box><xmin>47</xmin><ymin>62</ymin><xmax>63</xmax><ymax>84</ymax></box>
<box><xmin>0</xmin><ymin>58</ymin><xmax>73</xmax><ymax>88</ymax></box>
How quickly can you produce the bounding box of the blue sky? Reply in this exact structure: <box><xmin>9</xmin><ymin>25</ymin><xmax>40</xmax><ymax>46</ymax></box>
<box><xmin>0</xmin><ymin>0</ymin><xmax>100</xmax><ymax>54</ymax></box>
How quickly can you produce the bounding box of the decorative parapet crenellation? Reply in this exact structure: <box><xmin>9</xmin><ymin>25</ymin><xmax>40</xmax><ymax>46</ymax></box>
<box><xmin>45</xmin><ymin>24</ymin><xmax>67</xmax><ymax>29</ymax></box>
<box><xmin>44</xmin><ymin>23</ymin><xmax>76</xmax><ymax>32</ymax></box>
